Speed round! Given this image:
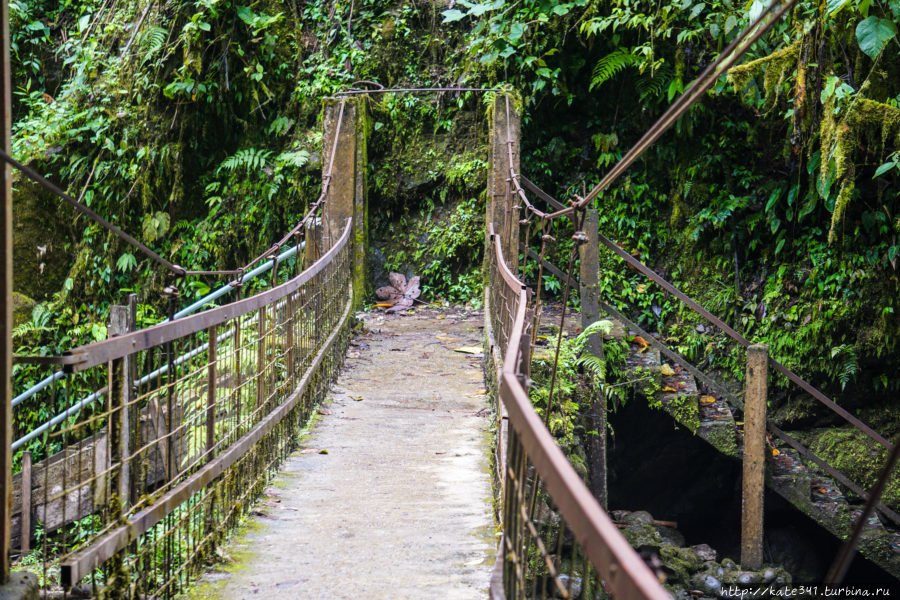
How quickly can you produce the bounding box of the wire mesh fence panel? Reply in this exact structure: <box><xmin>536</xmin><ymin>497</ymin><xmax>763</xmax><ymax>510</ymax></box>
<box><xmin>10</xmin><ymin>221</ymin><xmax>353</xmax><ymax>599</ymax></box>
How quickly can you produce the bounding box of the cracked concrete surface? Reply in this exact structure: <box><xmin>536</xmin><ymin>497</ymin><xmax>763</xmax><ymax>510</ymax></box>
<box><xmin>187</xmin><ymin>308</ymin><xmax>497</xmax><ymax>600</ymax></box>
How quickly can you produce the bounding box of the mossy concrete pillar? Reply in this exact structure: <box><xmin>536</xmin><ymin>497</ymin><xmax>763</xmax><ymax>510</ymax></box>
<box><xmin>0</xmin><ymin>571</ymin><xmax>37</xmax><ymax>600</ymax></box>
<box><xmin>487</xmin><ymin>93</ymin><xmax>520</xmax><ymax>272</ymax></box>
<box><xmin>322</xmin><ymin>96</ymin><xmax>368</xmax><ymax>307</ymax></box>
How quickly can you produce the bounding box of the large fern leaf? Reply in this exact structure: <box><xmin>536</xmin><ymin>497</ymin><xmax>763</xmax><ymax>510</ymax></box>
<box><xmin>635</xmin><ymin>64</ymin><xmax>674</xmax><ymax>102</ymax></box>
<box><xmin>139</xmin><ymin>26</ymin><xmax>168</xmax><ymax>64</ymax></box>
<box><xmin>590</xmin><ymin>49</ymin><xmax>641</xmax><ymax>91</ymax></box>
<box><xmin>217</xmin><ymin>148</ymin><xmax>274</xmax><ymax>174</ymax></box>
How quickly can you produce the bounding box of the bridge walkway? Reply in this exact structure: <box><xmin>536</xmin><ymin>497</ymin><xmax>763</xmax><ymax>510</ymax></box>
<box><xmin>187</xmin><ymin>308</ymin><xmax>496</xmax><ymax>599</ymax></box>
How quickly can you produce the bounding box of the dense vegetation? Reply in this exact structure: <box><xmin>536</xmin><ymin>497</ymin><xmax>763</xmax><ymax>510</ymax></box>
<box><xmin>9</xmin><ymin>0</ymin><xmax>900</xmax><ymax>484</ymax></box>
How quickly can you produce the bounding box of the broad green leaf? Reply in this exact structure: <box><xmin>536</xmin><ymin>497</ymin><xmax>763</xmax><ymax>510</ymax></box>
<box><xmin>116</xmin><ymin>253</ymin><xmax>137</xmax><ymax>273</ymax></box>
<box><xmin>724</xmin><ymin>15</ymin><xmax>737</xmax><ymax>33</ymax></box>
<box><xmin>236</xmin><ymin>5</ymin><xmax>255</xmax><ymax>25</ymax></box>
<box><xmin>855</xmin><ymin>16</ymin><xmax>897</xmax><ymax>60</ymax></box>
<box><xmin>78</xmin><ymin>13</ymin><xmax>91</xmax><ymax>33</ymax></box>
<box><xmin>826</xmin><ymin>0</ymin><xmax>850</xmax><ymax>14</ymax></box>
<box><xmin>441</xmin><ymin>9</ymin><xmax>465</xmax><ymax>23</ymax></box>
<box><xmin>508</xmin><ymin>22</ymin><xmax>525</xmax><ymax>43</ymax></box>
<box><xmin>874</xmin><ymin>161</ymin><xmax>897</xmax><ymax>177</ymax></box>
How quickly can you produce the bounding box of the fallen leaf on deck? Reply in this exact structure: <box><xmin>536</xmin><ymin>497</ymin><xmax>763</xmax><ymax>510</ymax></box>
<box><xmin>771</xmin><ymin>448</ymin><xmax>780</xmax><ymax>457</ymax></box>
<box><xmin>454</xmin><ymin>346</ymin><xmax>483</xmax><ymax>354</ymax></box>
<box><xmin>632</xmin><ymin>336</ymin><xmax>650</xmax><ymax>348</ymax></box>
<box><xmin>318</xmin><ymin>449</ymin><xmax>329</xmax><ymax>455</ymax></box>
<box><xmin>317</xmin><ymin>408</ymin><xmax>331</xmax><ymax>415</ymax></box>
<box><xmin>661</xmin><ymin>386</ymin><xmax>677</xmax><ymax>393</ymax></box>
<box><xmin>350</xmin><ymin>395</ymin><xmax>364</xmax><ymax>401</ymax></box>
<box><xmin>474</xmin><ymin>389</ymin><xmax>487</xmax><ymax>395</ymax></box>
<box><xmin>660</xmin><ymin>364</ymin><xmax>675</xmax><ymax>376</ymax></box>
<box><xmin>374</xmin><ymin>303</ymin><xmax>394</xmax><ymax>308</ymax></box>
<box><xmin>700</xmin><ymin>395</ymin><xmax>717</xmax><ymax>404</ymax></box>
<box><xmin>375</xmin><ymin>273</ymin><xmax>422</xmax><ymax>313</ymax></box>
<box><xmin>436</xmin><ymin>335</ymin><xmax>457</xmax><ymax>341</ymax></box>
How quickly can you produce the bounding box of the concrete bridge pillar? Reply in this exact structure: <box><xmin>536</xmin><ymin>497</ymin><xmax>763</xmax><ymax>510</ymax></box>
<box><xmin>487</xmin><ymin>93</ymin><xmax>520</xmax><ymax>272</ymax></box>
<box><xmin>322</xmin><ymin>96</ymin><xmax>368</xmax><ymax>307</ymax></box>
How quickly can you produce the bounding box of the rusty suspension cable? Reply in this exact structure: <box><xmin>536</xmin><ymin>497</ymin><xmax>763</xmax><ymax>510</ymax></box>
<box><xmin>0</xmin><ymin>147</ymin><xmax>188</xmax><ymax>276</ymax></box>
<box><xmin>568</xmin><ymin>0</ymin><xmax>798</xmax><ymax>215</ymax></box>
<box><xmin>0</xmin><ymin>97</ymin><xmax>348</xmax><ymax>282</ymax></box>
<box><xmin>334</xmin><ymin>86</ymin><xmax>501</xmax><ymax>96</ymax></box>
<box><xmin>510</xmin><ymin>0</ymin><xmax>799</xmax><ymax>222</ymax></box>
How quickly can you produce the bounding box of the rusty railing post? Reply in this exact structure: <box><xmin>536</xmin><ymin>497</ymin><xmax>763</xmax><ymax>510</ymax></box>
<box><xmin>0</xmin><ymin>0</ymin><xmax>12</xmax><ymax>577</ymax></box>
<box><xmin>322</xmin><ymin>97</ymin><xmax>367</xmax><ymax>307</ymax></box>
<box><xmin>579</xmin><ymin>208</ymin><xmax>606</xmax><ymax>508</ymax></box>
<box><xmin>742</xmin><ymin>343</ymin><xmax>768</xmax><ymax>570</ymax></box>
<box><xmin>19</xmin><ymin>451</ymin><xmax>30</xmax><ymax>556</ymax></box>
<box><xmin>257</xmin><ymin>308</ymin><xmax>266</xmax><ymax>411</ymax></box>
<box><xmin>108</xmin><ymin>305</ymin><xmax>131</xmax><ymax>511</ymax></box>
<box><xmin>207</xmin><ymin>324</ymin><xmax>217</xmax><ymax>456</ymax></box>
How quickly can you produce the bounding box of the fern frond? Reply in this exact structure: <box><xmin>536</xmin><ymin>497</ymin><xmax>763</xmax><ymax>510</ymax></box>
<box><xmin>635</xmin><ymin>64</ymin><xmax>674</xmax><ymax>102</ymax></box>
<box><xmin>139</xmin><ymin>26</ymin><xmax>168</xmax><ymax>63</ymax></box>
<box><xmin>576</xmin><ymin>353</ymin><xmax>606</xmax><ymax>381</ymax></box>
<box><xmin>590</xmin><ymin>50</ymin><xmax>640</xmax><ymax>91</ymax></box>
<box><xmin>276</xmin><ymin>149</ymin><xmax>310</xmax><ymax>168</ymax></box>
<box><xmin>217</xmin><ymin>148</ymin><xmax>274</xmax><ymax>175</ymax></box>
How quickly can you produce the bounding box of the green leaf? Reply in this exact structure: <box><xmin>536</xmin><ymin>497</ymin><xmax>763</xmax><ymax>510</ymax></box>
<box><xmin>78</xmin><ymin>13</ymin><xmax>91</xmax><ymax>33</ymax></box>
<box><xmin>826</xmin><ymin>0</ymin><xmax>850</xmax><ymax>14</ymax></box>
<box><xmin>724</xmin><ymin>15</ymin><xmax>737</xmax><ymax>34</ymax></box>
<box><xmin>236</xmin><ymin>5</ymin><xmax>255</xmax><ymax>25</ymax></box>
<box><xmin>116</xmin><ymin>252</ymin><xmax>137</xmax><ymax>273</ymax></box>
<box><xmin>441</xmin><ymin>9</ymin><xmax>465</xmax><ymax>22</ymax></box>
<box><xmin>508</xmin><ymin>22</ymin><xmax>525</xmax><ymax>43</ymax></box>
<box><xmin>855</xmin><ymin>16</ymin><xmax>897</xmax><ymax>60</ymax></box>
<box><xmin>874</xmin><ymin>161</ymin><xmax>897</xmax><ymax>177</ymax></box>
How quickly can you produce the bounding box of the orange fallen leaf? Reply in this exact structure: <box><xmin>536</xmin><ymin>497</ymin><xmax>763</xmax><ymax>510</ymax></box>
<box><xmin>632</xmin><ymin>336</ymin><xmax>650</xmax><ymax>348</ymax></box>
<box><xmin>700</xmin><ymin>395</ymin><xmax>717</xmax><ymax>404</ymax></box>
<box><xmin>771</xmin><ymin>448</ymin><xmax>781</xmax><ymax>457</ymax></box>
<box><xmin>662</xmin><ymin>386</ymin><xmax>677</xmax><ymax>393</ymax></box>
<box><xmin>374</xmin><ymin>303</ymin><xmax>394</xmax><ymax>308</ymax></box>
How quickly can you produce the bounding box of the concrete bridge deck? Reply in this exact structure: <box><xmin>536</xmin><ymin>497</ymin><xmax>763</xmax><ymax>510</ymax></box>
<box><xmin>187</xmin><ymin>308</ymin><xmax>496</xmax><ymax>599</ymax></box>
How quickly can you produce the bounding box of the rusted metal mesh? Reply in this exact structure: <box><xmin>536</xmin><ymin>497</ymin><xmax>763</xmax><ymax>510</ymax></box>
<box><xmin>11</xmin><ymin>225</ymin><xmax>353</xmax><ymax>599</ymax></box>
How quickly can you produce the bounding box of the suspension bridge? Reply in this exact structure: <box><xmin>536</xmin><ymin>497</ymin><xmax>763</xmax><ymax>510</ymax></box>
<box><xmin>1</xmin><ymin>0</ymin><xmax>899</xmax><ymax>598</ymax></box>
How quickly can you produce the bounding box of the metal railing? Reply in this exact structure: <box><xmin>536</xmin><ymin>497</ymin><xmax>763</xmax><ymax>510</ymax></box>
<box><xmin>486</xmin><ymin>222</ymin><xmax>669</xmax><ymax>600</ymax></box>
<box><xmin>516</xmin><ymin>162</ymin><xmax>900</xmax><ymax>529</ymax></box>
<box><xmin>9</xmin><ymin>218</ymin><xmax>353</xmax><ymax>598</ymax></box>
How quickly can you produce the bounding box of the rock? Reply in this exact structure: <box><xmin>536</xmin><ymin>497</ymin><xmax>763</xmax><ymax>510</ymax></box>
<box><xmin>690</xmin><ymin>572</ymin><xmax>722</xmax><ymax>594</ymax></box>
<box><xmin>691</xmin><ymin>543</ymin><xmax>717</xmax><ymax>562</ymax></box>
<box><xmin>763</xmin><ymin>568</ymin><xmax>776</xmax><ymax>583</ymax></box>
<box><xmin>555</xmin><ymin>574</ymin><xmax>582</xmax><ymax>598</ymax></box>
<box><xmin>620</xmin><ymin>511</ymin><xmax>664</xmax><ymax>548</ymax></box>
<box><xmin>737</xmin><ymin>572</ymin><xmax>760</xmax><ymax>585</ymax></box>
<box><xmin>12</xmin><ymin>293</ymin><xmax>35</xmax><ymax>327</ymax></box>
